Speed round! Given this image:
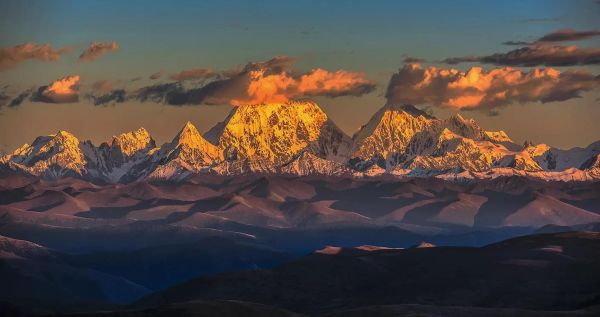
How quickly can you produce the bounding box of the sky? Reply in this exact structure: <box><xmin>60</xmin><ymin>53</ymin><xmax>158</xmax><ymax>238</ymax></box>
<box><xmin>1</xmin><ymin>0</ymin><xmax>599</xmax><ymax>152</ymax></box>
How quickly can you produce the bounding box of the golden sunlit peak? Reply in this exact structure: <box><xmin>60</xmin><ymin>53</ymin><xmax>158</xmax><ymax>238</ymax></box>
<box><xmin>111</xmin><ymin>127</ymin><xmax>150</xmax><ymax>141</ymax></box>
<box><xmin>182</xmin><ymin>121</ymin><xmax>196</xmax><ymax>130</ymax></box>
<box><xmin>108</xmin><ymin>127</ymin><xmax>155</xmax><ymax>156</ymax></box>
<box><xmin>439</xmin><ymin>128</ymin><xmax>460</xmax><ymax>140</ymax></box>
<box><xmin>234</xmin><ymin>99</ymin><xmax>320</xmax><ymax>108</ymax></box>
<box><xmin>54</xmin><ymin>130</ymin><xmax>77</xmax><ymax>140</ymax></box>
<box><xmin>134</xmin><ymin>127</ymin><xmax>150</xmax><ymax>135</ymax></box>
<box><xmin>172</xmin><ymin>121</ymin><xmax>206</xmax><ymax>147</ymax></box>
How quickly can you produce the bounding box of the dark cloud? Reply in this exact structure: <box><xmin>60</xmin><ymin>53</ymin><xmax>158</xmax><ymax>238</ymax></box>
<box><xmin>149</xmin><ymin>71</ymin><xmax>163</xmax><ymax>80</ymax></box>
<box><xmin>450</xmin><ymin>28</ymin><xmax>600</xmax><ymax>66</ymax></box>
<box><xmin>79</xmin><ymin>41</ymin><xmax>119</xmax><ymax>62</ymax></box>
<box><xmin>502</xmin><ymin>41</ymin><xmax>532</xmax><ymax>46</ymax></box>
<box><xmin>135</xmin><ymin>77</ymin><xmax>245</xmax><ymax>106</ymax></box>
<box><xmin>442</xmin><ymin>55</ymin><xmax>479</xmax><ymax>65</ymax></box>
<box><xmin>88</xmin><ymin>89</ymin><xmax>126</xmax><ymax>106</ymax></box>
<box><xmin>0</xmin><ymin>92</ymin><xmax>9</xmax><ymax>107</ymax></box>
<box><xmin>169</xmin><ymin>68</ymin><xmax>216</xmax><ymax>81</ymax></box>
<box><xmin>537</xmin><ymin>29</ymin><xmax>600</xmax><ymax>42</ymax></box>
<box><xmin>136</xmin><ymin>82</ymin><xmax>186</xmax><ymax>105</ymax></box>
<box><xmin>0</xmin><ymin>43</ymin><xmax>71</xmax><ymax>71</ymax></box>
<box><xmin>9</xmin><ymin>91</ymin><xmax>31</xmax><ymax>107</ymax></box>
<box><xmin>443</xmin><ymin>45</ymin><xmax>600</xmax><ymax>66</ymax></box>
<box><xmin>502</xmin><ymin>29</ymin><xmax>600</xmax><ymax>47</ymax></box>
<box><xmin>403</xmin><ymin>56</ymin><xmax>426</xmax><ymax>63</ymax></box>
<box><xmin>385</xmin><ymin>63</ymin><xmax>600</xmax><ymax>112</ymax></box>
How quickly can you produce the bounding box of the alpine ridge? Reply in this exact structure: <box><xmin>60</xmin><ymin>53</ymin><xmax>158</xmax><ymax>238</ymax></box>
<box><xmin>1</xmin><ymin>101</ymin><xmax>599</xmax><ymax>182</ymax></box>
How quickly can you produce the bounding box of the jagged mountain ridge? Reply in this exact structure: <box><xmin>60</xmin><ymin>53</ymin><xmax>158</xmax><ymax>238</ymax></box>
<box><xmin>214</xmin><ymin>101</ymin><xmax>351</xmax><ymax>164</ymax></box>
<box><xmin>1</xmin><ymin>101</ymin><xmax>599</xmax><ymax>182</ymax></box>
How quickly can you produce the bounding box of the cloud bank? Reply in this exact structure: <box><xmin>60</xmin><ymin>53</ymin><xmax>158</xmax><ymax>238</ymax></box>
<box><xmin>385</xmin><ymin>63</ymin><xmax>600</xmax><ymax>111</ymax></box>
<box><xmin>89</xmin><ymin>89</ymin><xmax>126</xmax><ymax>106</ymax></box>
<box><xmin>444</xmin><ymin>45</ymin><xmax>600</xmax><ymax>67</ymax></box>
<box><xmin>0</xmin><ymin>43</ymin><xmax>71</xmax><ymax>71</ymax></box>
<box><xmin>445</xmin><ymin>28</ymin><xmax>600</xmax><ymax>67</ymax></box>
<box><xmin>132</xmin><ymin>56</ymin><xmax>376</xmax><ymax>106</ymax></box>
<box><xmin>537</xmin><ymin>29</ymin><xmax>600</xmax><ymax>42</ymax></box>
<box><xmin>79</xmin><ymin>41</ymin><xmax>119</xmax><ymax>62</ymax></box>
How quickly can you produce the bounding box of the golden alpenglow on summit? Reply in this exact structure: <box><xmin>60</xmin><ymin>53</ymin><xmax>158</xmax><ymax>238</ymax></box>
<box><xmin>1</xmin><ymin>1</ymin><xmax>600</xmax><ymax>316</ymax></box>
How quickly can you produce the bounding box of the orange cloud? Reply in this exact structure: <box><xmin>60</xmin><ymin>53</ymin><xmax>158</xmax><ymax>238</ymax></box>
<box><xmin>32</xmin><ymin>75</ymin><xmax>81</xmax><ymax>103</ymax></box>
<box><xmin>231</xmin><ymin>67</ymin><xmax>376</xmax><ymax>105</ymax></box>
<box><xmin>233</xmin><ymin>69</ymin><xmax>295</xmax><ymax>105</ymax></box>
<box><xmin>386</xmin><ymin>63</ymin><xmax>600</xmax><ymax>110</ymax></box>
<box><xmin>135</xmin><ymin>56</ymin><xmax>376</xmax><ymax>106</ymax></box>
<box><xmin>298</xmin><ymin>68</ymin><xmax>375</xmax><ymax>97</ymax></box>
<box><xmin>79</xmin><ymin>41</ymin><xmax>119</xmax><ymax>62</ymax></box>
<box><xmin>0</xmin><ymin>43</ymin><xmax>71</xmax><ymax>71</ymax></box>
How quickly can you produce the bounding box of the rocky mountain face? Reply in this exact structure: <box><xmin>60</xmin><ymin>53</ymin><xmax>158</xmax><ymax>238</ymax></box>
<box><xmin>97</xmin><ymin>127</ymin><xmax>158</xmax><ymax>182</ymax></box>
<box><xmin>349</xmin><ymin>104</ymin><xmax>516</xmax><ymax>171</ymax></box>
<box><xmin>145</xmin><ymin>122</ymin><xmax>222</xmax><ymax>181</ymax></box>
<box><xmin>212</xmin><ymin>101</ymin><xmax>351</xmax><ymax>164</ymax></box>
<box><xmin>2</xmin><ymin>101</ymin><xmax>599</xmax><ymax>182</ymax></box>
<box><xmin>1</xmin><ymin>130</ymin><xmax>102</xmax><ymax>180</ymax></box>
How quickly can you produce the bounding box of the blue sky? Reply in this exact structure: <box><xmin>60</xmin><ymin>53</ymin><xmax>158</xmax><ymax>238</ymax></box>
<box><xmin>0</xmin><ymin>0</ymin><xmax>599</xmax><ymax>151</ymax></box>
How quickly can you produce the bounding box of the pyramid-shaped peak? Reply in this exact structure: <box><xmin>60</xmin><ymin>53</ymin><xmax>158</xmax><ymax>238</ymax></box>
<box><xmin>171</xmin><ymin>121</ymin><xmax>212</xmax><ymax>149</ymax></box>
<box><xmin>154</xmin><ymin>120</ymin><xmax>222</xmax><ymax>173</ymax></box>
<box><xmin>183</xmin><ymin>121</ymin><xmax>196</xmax><ymax>130</ymax></box>
<box><xmin>176</xmin><ymin>121</ymin><xmax>199</xmax><ymax>137</ymax></box>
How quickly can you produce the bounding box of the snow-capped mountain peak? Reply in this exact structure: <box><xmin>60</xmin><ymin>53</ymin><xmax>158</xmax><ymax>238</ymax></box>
<box><xmin>485</xmin><ymin>130</ymin><xmax>513</xmax><ymax>143</ymax></box>
<box><xmin>350</xmin><ymin>104</ymin><xmax>436</xmax><ymax>166</ymax></box>
<box><xmin>173</xmin><ymin>121</ymin><xmax>206</xmax><ymax>148</ymax></box>
<box><xmin>215</xmin><ymin>101</ymin><xmax>351</xmax><ymax>164</ymax></box>
<box><xmin>5</xmin><ymin>130</ymin><xmax>97</xmax><ymax>179</ymax></box>
<box><xmin>144</xmin><ymin>122</ymin><xmax>223</xmax><ymax>180</ymax></box>
<box><xmin>2</xmin><ymin>102</ymin><xmax>600</xmax><ymax>182</ymax></box>
<box><xmin>106</xmin><ymin>127</ymin><xmax>155</xmax><ymax>157</ymax></box>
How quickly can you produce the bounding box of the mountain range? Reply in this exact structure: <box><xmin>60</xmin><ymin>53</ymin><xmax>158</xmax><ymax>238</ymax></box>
<box><xmin>2</xmin><ymin>100</ymin><xmax>600</xmax><ymax>315</ymax></box>
<box><xmin>2</xmin><ymin>101</ymin><xmax>599</xmax><ymax>183</ymax></box>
